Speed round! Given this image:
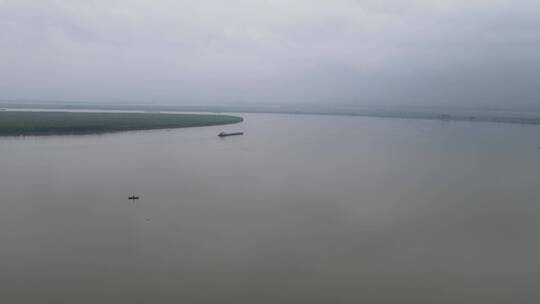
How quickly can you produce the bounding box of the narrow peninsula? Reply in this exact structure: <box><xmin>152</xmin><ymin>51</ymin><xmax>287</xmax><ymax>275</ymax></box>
<box><xmin>0</xmin><ymin>111</ymin><xmax>243</xmax><ymax>136</ymax></box>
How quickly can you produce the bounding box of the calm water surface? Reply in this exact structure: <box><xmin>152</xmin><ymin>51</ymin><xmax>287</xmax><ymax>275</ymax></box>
<box><xmin>1</xmin><ymin>113</ymin><xmax>540</xmax><ymax>303</ymax></box>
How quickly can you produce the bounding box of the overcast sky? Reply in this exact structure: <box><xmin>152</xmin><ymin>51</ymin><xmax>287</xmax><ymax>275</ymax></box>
<box><xmin>1</xmin><ymin>0</ymin><xmax>539</xmax><ymax>107</ymax></box>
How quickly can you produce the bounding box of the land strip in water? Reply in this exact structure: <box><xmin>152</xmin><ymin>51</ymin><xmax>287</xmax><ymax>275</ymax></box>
<box><xmin>0</xmin><ymin>111</ymin><xmax>243</xmax><ymax>136</ymax></box>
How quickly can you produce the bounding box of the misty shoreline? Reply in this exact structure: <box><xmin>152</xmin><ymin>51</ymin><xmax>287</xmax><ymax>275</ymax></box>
<box><xmin>3</xmin><ymin>103</ymin><xmax>540</xmax><ymax>126</ymax></box>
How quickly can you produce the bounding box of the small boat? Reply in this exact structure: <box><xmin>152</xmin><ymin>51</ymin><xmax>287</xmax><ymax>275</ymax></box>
<box><xmin>128</xmin><ymin>194</ymin><xmax>140</xmax><ymax>200</ymax></box>
<box><xmin>218</xmin><ymin>131</ymin><xmax>244</xmax><ymax>137</ymax></box>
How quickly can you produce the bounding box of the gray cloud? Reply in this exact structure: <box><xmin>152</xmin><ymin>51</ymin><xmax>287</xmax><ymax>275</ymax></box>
<box><xmin>1</xmin><ymin>0</ymin><xmax>539</xmax><ymax>107</ymax></box>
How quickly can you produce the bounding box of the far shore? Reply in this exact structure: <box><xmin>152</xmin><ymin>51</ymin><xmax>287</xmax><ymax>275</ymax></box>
<box><xmin>3</xmin><ymin>103</ymin><xmax>540</xmax><ymax>126</ymax></box>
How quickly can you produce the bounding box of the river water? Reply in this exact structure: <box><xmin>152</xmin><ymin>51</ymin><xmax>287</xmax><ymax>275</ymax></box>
<box><xmin>1</xmin><ymin>113</ymin><xmax>540</xmax><ymax>303</ymax></box>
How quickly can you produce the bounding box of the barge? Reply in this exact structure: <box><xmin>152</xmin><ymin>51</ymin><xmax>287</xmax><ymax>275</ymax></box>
<box><xmin>218</xmin><ymin>132</ymin><xmax>244</xmax><ymax>137</ymax></box>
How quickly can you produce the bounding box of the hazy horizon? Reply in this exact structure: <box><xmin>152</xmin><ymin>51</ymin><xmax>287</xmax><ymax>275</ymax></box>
<box><xmin>1</xmin><ymin>0</ymin><xmax>540</xmax><ymax>108</ymax></box>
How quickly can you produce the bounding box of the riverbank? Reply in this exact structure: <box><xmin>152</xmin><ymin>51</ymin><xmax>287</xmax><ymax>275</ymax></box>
<box><xmin>0</xmin><ymin>111</ymin><xmax>243</xmax><ymax>136</ymax></box>
<box><xmin>3</xmin><ymin>102</ymin><xmax>540</xmax><ymax>126</ymax></box>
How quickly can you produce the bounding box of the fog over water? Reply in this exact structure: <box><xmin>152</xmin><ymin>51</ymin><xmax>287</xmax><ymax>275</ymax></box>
<box><xmin>1</xmin><ymin>0</ymin><xmax>540</xmax><ymax>107</ymax></box>
<box><xmin>1</xmin><ymin>114</ymin><xmax>540</xmax><ymax>303</ymax></box>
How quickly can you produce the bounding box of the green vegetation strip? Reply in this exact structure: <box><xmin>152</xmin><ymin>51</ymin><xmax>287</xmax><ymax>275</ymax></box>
<box><xmin>0</xmin><ymin>111</ymin><xmax>243</xmax><ymax>135</ymax></box>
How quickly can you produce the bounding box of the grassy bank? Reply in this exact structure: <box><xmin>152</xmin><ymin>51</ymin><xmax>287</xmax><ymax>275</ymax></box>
<box><xmin>0</xmin><ymin>111</ymin><xmax>243</xmax><ymax>135</ymax></box>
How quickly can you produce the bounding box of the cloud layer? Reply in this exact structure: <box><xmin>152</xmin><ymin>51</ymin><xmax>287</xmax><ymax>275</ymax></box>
<box><xmin>1</xmin><ymin>0</ymin><xmax>539</xmax><ymax>106</ymax></box>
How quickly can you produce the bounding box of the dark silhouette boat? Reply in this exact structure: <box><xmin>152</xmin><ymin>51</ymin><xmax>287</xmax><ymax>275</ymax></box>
<box><xmin>128</xmin><ymin>193</ymin><xmax>140</xmax><ymax>200</ymax></box>
<box><xmin>218</xmin><ymin>131</ymin><xmax>244</xmax><ymax>137</ymax></box>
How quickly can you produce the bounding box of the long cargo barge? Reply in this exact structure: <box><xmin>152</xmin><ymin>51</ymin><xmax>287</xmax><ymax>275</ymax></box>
<box><xmin>218</xmin><ymin>132</ymin><xmax>244</xmax><ymax>137</ymax></box>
